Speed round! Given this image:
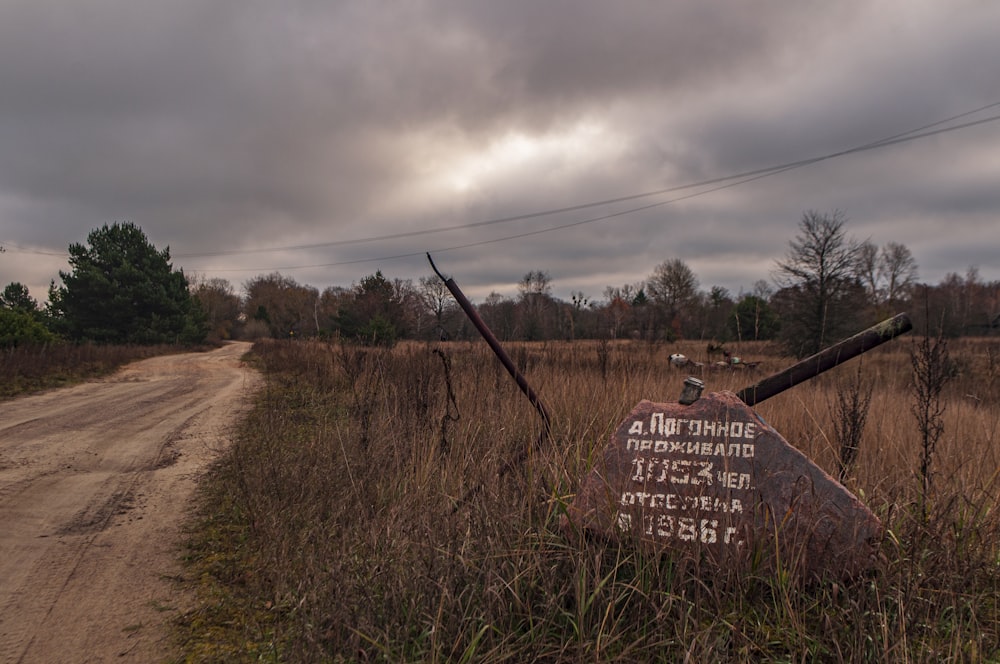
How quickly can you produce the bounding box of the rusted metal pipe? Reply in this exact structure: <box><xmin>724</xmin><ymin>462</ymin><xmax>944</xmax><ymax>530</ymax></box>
<box><xmin>427</xmin><ymin>253</ymin><xmax>553</xmax><ymax>434</ymax></box>
<box><xmin>736</xmin><ymin>312</ymin><xmax>912</xmax><ymax>406</ymax></box>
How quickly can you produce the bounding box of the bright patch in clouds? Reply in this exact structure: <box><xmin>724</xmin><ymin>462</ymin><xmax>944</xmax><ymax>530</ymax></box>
<box><xmin>441</xmin><ymin>122</ymin><xmax>616</xmax><ymax>194</ymax></box>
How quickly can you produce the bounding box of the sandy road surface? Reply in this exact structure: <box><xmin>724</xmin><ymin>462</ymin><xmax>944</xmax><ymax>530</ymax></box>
<box><xmin>0</xmin><ymin>342</ymin><xmax>260</xmax><ymax>663</ymax></box>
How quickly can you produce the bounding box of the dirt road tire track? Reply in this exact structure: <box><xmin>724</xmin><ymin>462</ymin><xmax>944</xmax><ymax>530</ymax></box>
<box><xmin>0</xmin><ymin>342</ymin><xmax>260</xmax><ymax>663</ymax></box>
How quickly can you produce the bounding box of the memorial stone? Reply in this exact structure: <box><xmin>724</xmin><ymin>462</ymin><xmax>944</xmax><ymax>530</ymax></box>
<box><xmin>564</xmin><ymin>390</ymin><xmax>882</xmax><ymax>578</ymax></box>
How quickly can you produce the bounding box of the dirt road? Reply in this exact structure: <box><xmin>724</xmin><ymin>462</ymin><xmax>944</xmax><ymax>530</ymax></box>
<box><xmin>0</xmin><ymin>342</ymin><xmax>260</xmax><ymax>663</ymax></box>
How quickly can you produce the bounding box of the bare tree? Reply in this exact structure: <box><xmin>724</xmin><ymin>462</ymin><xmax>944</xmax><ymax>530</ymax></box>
<box><xmin>647</xmin><ymin>258</ymin><xmax>698</xmax><ymax>339</ymax></box>
<box><xmin>602</xmin><ymin>285</ymin><xmax>634</xmax><ymax>340</ymax></box>
<box><xmin>517</xmin><ymin>270</ymin><xmax>555</xmax><ymax>340</ymax></box>
<box><xmin>774</xmin><ymin>210</ymin><xmax>864</xmax><ymax>357</ymax></box>
<box><xmin>752</xmin><ymin>279</ymin><xmax>773</xmax><ymax>300</ymax></box>
<box><xmin>479</xmin><ymin>291</ymin><xmax>517</xmax><ymax>341</ymax></box>
<box><xmin>854</xmin><ymin>240</ymin><xmax>917</xmax><ymax>310</ymax></box>
<box><xmin>880</xmin><ymin>242</ymin><xmax>918</xmax><ymax>305</ymax></box>
<box><xmin>565</xmin><ymin>291</ymin><xmax>590</xmax><ymax>340</ymax></box>
<box><xmin>190</xmin><ymin>276</ymin><xmax>241</xmax><ymax>341</ymax></box>
<box><xmin>243</xmin><ymin>272</ymin><xmax>319</xmax><ymax>338</ymax></box>
<box><xmin>855</xmin><ymin>240</ymin><xmax>881</xmax><ymax>305</ymax></box>
<box><xmin>698</xmin><ymin>285</ymin><xmax>733</xmax><ymax>341</ymax></box>
<box><xmin>518</xmin><ymin>270</ymin><xmax>552</xmax><ymax>299</ymax></box>
<box><xmin>418</xmin><ymin>275</ymin><xmax>458</xmax><ymax>340</ymax></box>
<box><xmin>392</xmin><ymin>277</ymin><xmax>420</xmax><ymax>337</ymax></box>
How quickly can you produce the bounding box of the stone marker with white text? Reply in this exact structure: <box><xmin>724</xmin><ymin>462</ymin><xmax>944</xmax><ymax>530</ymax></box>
<box><xmin>563</xmin><ymin>391</ymin><xmax>882</xmax><ymax>579</ymax></box>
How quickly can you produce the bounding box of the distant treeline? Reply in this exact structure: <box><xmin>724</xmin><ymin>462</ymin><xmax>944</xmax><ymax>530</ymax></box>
<box><xmin>196</xmin><ymin>212</ymin><xmax>999</xmax><ymax>356</ymax></box>
<box><xmin>2</xmin><ymin>214</ymin><xmax>998</xmax><ymax>355</ymax></box>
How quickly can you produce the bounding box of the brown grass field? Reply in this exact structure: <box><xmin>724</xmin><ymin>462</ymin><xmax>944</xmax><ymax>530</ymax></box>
<box><xmin>178</xmin><ymin>336</ymin><xmax>1000</xmax><ymax>662</ymax></box>
<box><xmin>0</xmin><ymin>343</ymin><xmax>193</xmax><ymax>399</ymax></box>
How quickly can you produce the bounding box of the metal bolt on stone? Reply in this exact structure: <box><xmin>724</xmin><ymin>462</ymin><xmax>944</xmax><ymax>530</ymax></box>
<box><xmin>678</xmin><ymin>377</ymin><xmax>704</xmax><ymax>405</ymax></box>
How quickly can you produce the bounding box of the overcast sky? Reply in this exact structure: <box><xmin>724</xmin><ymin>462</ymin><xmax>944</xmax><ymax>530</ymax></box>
<box><xmin>2</xmin><ymin>1</ymin><xmax>998</xmax><ymax>304</ymax></box>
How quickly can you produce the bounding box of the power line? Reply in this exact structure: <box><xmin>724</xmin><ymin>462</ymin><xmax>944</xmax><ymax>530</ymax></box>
<box><xmin>194</xmin><ymin>106</ymin><xmax>1000</xmax><ymax>273</ymax></box>
<box><xmin>200</xmin><ymin>165</ymin><xmax>805</xmax><ymax>273</ymax></box>
<box><xmin>5</xmin><ymin>102</ymin><xmax>1000</xmax><ymax>266</ymax></box>
<box><xmin>0</xmin><ymin>242</ymin><xmax>67</xmax><ymax>257</ymax></box>
<box><xmin>173</xmin><ymin>100</ymin><xmax>1000</xmax><ymax>259</ymax></box>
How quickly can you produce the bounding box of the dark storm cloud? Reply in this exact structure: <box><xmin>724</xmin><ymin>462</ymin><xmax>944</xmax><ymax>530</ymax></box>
<box><xmin>1</xmin><ymin>1</ymin><xmax>998</xmax><ymax>302</ymax></box>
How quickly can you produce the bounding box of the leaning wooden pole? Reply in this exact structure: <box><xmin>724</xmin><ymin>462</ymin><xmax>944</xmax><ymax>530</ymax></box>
<box><xmin>427</xmin><ymin>253</ymin><xmax>552</xmax><ymax>433</ymax></box>
<box><xmin>737</xmin><ymin>312</ymin><xmax>912</xmax><ymax>406</ymax></box>
<box><xmin>428</xmin><ymin>254</ymin><xmax>554</xmax><ymax>513</ymax></box>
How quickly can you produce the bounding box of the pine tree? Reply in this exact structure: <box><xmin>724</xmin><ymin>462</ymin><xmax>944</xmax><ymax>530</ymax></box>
<box><xmin>51</xmin><ymin>222</ymin><xmax>205</xmax><ymax>344</ymax></box>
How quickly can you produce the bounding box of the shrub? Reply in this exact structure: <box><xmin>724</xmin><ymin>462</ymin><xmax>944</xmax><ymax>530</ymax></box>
<box><xmin>0</xmin><ymin>307</ymin><xmax>56</xmax><ymax>348</ymax></box>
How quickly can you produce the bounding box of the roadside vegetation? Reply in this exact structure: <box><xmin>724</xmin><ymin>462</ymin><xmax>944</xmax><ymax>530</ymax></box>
<box><xmin>1</xmin><ymin>223</ymin><xmax>214</xmax><ymax>399</ymax></box>
<box><xmin>177</xmin><ymin>336</ymin><xmax>1000</xmax><ymax>662</ymax></box>
<box><xmin>4</xmin><ymin>215</ymin><xmax>998</xmax><ymax>658</ymax></box>
<box><xmin>0</xmin><ymin>342</ymin><xmax>195</xmax><ymax>400</ymax></box>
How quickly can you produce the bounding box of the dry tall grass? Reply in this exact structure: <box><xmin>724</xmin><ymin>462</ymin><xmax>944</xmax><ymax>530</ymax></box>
<box><xmin>0</xmin><ymin>342</ymin><xmax>188</xmax><ymax>399</ymax></box>
<box><xmin>179</xmin><ymin>336</ymin><xmax>1000</xmax><ymax>662</ymax></box>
